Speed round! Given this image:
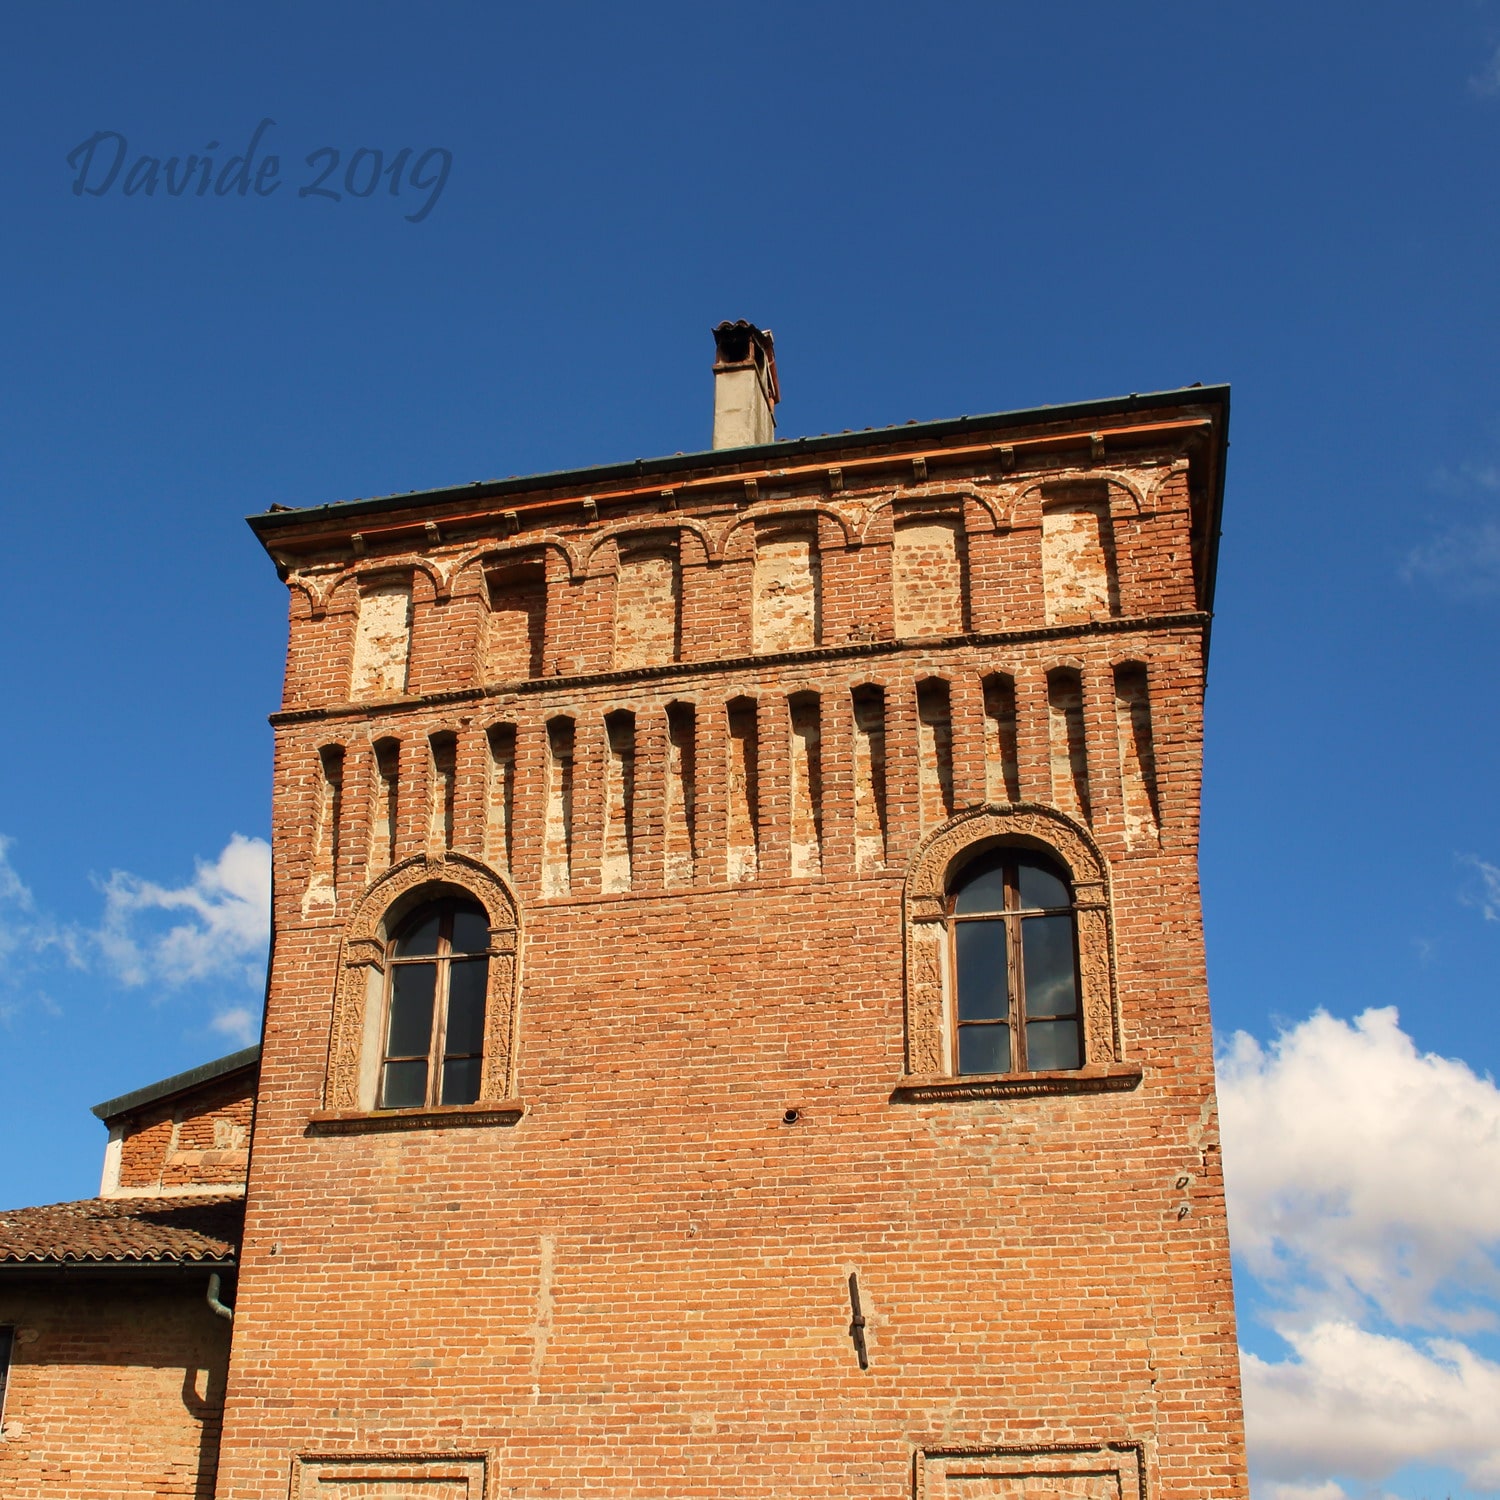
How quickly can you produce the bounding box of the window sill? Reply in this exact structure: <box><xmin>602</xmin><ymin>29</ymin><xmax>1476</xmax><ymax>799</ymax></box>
<box><xmin>306</xmin><ymin>1101</ymin><xmax>527</xmax><ymax>1135</ymax></box>
<box><xmin>890</xmin><ymin>1063</ymin><xmax>1143</xmax><ymax>1103</ymax></box>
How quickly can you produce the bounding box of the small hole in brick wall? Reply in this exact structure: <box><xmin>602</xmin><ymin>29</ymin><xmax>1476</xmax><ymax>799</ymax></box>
<box><xmin>783</xmin><ymin>1108</ymin><xmax>801</xmax><ymax>1125</ymax></box>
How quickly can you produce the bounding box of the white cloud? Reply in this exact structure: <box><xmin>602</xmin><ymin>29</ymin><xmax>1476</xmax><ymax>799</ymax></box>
<box><xmin>0</xmin><ymin>836</ymin><xmax>81</xmax><ymax>1006</ymax></box>
<box><xmin>210</xmin><ymin>1006</ymin><xmax>258</xmax><ymax>1045</ymax></box>
<box><xmin>0</xmin><ymin>832</ymin><xmax>269</xmax><ymax>1023</ymax></box>
<box><xmin>1402</xmin><ymin>517</ymin><xmax>1500</xmax><ymax>597</ymax></box>
<box><xmin>1244</xmin><ymin>1321</ymin><xmax>1500</xmax><ymax>1489</ymax></box>
<box><xmin>1255</xmin><ymin>1481</ymin><xmax>1350</xmax><ymax>1500</ymax></box>
<box><xmin>94</xmin><ymin>833</ymin><xmax>271</xmax><ymax>991</ymax></box>
<box><xmin>1223</xmin><ymin>1008</ymin><xmax>1500</xmax><ymax>1494</ymax></box>
<box><xmin>1218</xmin><ymin>1007</ymin><xmax>1500</xmax><ymax>1332</ymax></box>
<box><xmin>0</xmin><ymin>836</ymin><xmax>40</xmax><ymax>973</ymax></box>
<box><xmin>1459</xmin><ymin>854</ymin><xmax>1500</xmax><ymax>923</ymax></box>
<box><xmin>1472</xmin><ymin>45</ymin><xmax>1500</xmax><ymax>98</ymax></box>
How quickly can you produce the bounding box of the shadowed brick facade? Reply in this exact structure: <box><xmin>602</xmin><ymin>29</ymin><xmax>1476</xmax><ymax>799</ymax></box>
<box><xmin>208</xmin><ymin>372</ymin><xmax>1245</xmax><ymax>1500</ymax></box>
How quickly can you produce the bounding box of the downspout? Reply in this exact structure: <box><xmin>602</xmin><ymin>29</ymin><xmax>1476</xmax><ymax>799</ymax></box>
<box><xmin>206</xmin><ymin>1272</ymin><xmax>234</xmax><ymax>1322</ymax></box>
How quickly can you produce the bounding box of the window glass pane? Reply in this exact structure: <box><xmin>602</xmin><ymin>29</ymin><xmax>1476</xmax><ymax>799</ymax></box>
<box><xmin>958</xmin><ymin>1024</ymin><xmax>1011</xmax><ymax>1075</ymax></box>
<box><xmin>951</xmin><ymin>852</ymin><xmax>1008</xmax><ymax>914</ymax></box>
<box><xmin>1021</xmin><ymin>914</ymin><xmax>1079</xmax><ymax>1017</ymax></box>
<box><xmin>449</xmin><ymin>904</ymin><xmax>490</xmax><ymax>955</ymax></box>
<box><xmin>1017</xmin><ymin>854</ymin><xmax>1070</xmax><ymax>910</ymax></box>
<box><xmin>440</xmin><ymin>1056</ymin><xmax>482</xmax><ymax>1106</ymax></box>
<box><xmin>386</xmin><ymin>963</ymin><xmax>437</xmax><ymax>1057</ymax></box>
<box><xmin>444</xmin><ymin>959</ymin><xmax>489</xmax><ymax>1056</ymax></box>
<box><xmin>395</xmin><ymin>911</ymin><xmax>441</xmax><ymax>956</ymax></box>
<box><xmin>381</xmin><ymin>1058</ymin><xmax>428</xmax><ymax>1108</ymax></box>
<box><xmin>955</xmin><ymin>920</ymin><xmax>1008</xmax><ymax>1021</ymax></box>
<box><xmin>1025</xmin><ymin>1018</ymin><xmax>1082</xmax><ymax>1071</ymax></box>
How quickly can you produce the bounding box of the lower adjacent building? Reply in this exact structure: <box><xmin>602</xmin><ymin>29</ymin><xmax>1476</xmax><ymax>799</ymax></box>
<box><xmin>0</xmin><ymin>1049</ymin><xmax>256</xmax><ymax>1499</ymax></box>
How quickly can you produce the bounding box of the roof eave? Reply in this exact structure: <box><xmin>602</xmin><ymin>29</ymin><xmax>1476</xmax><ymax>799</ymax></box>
<box><xmin>245</xmin><ymin>384</ymin><xmax>1231</xmax><ymax>541</ymax></box>
<box><xmin>92</xmin><ymin>1044</ymin><xmax>261</xmax><ymax>1123</ymax></box>
<box><xmin>0</xmin><ymin>1256</ymin><xmax>236</xmax><ymax>1275</ymax></box>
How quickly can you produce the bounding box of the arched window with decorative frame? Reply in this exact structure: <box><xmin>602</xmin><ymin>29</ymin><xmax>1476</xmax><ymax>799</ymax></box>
<box><xmin>899</xmin><ymin>806</ymin><xmax>1139</xmax><ymax>1099</ymax></box>
<box><xmin>948</xmin><ymin>846</ymin><xmax>1082</xmax><ymax>1075</ymax></box>
<box><xmin>313</xmin><ymin>853</ymin><xmax>523</xmax><ymax>1129</ymax></box>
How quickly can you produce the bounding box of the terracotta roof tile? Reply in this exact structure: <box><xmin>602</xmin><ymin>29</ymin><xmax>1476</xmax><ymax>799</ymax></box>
<box><xmin>0</xmin><ymin>1195</ymin><xmax>242</xmax><ymax>1266</ymax></box>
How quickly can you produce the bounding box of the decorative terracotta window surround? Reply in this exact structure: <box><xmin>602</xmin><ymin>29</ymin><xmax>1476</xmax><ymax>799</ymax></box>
<box><xmin>897</xmin><ymin>804</ymin><xmax>1139</xmax><ymax>1101</ymax></box>
<box><xmin>312</xmin><ymin>852</ymin><xmax>522</xmax><ymax>1132</ymax></box>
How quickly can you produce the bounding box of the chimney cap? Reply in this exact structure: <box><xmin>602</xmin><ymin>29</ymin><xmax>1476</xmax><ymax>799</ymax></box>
<box><xmin>711</xmin><ymin>321</ymin><xmax>779</xmax><ymax>407</ymax></box>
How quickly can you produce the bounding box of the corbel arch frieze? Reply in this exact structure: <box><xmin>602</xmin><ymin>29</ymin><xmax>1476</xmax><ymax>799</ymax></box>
<box><xmin>580</xmin><ymin>517</ymin><xmax>714</xmax><ymax>576</ymax></box>
<box><xmin>1144</xmin><ymin>456</ymin><xmax>1191</xmax><ymax>510</ymax></box>
<box><xmin>901</xmin><ymin>803</ymin><xmax>1119</xmax><ymax>1076</ymax></box>
<box><xmin>717</xmin><ymin>500</ymin><xmax>858</xmax><ymax>559</ymax></box>
<box><xmin>450</xmin><ymin>533</ymin><xmax>583</xmax><ymax>588</ymax></box>
<box><xmin>1017</xmin><ymin>469</ymin><xmax>1149</xmax><ymax>519</ymax></box>
<box><xmin>285</xmin><ymin>575</ymin><xmax>322</xmax><ymax>618</ymax></box>
<box><xmin>323</xmin><ymin>852</ymin><xmax>522</xmax><ymax>1111</ymax></box>
<box><xmin>856</xmin><ymin>486</ymin><xmax>1009</xmax><ymax>548</ymax></box>
<box><xmin>315</xmin><ymin>555</ymin><xmax>452</xmax><ymax>620</ymax></box>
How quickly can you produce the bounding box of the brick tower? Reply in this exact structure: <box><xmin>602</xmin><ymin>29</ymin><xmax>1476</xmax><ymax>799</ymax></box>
<box><xmin>216</xmin><ymin>333</ymin><xmax>1245</xmax><ymax>1499</ymax></box>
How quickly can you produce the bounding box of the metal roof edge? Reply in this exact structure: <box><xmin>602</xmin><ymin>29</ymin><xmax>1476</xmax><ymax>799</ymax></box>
<box><xmin>245</xmin><ymin>384</ymin><xmax>1230</xmax><ymax>536</ymax></box>
<box><xmin>1200</xmin><ymin>383</ymin><xmax>1231</xmax><ymax>623</ymax></box>
<box><xmin>0</xmin><ymin>1256</ymin><xmax>237</xmax><ymax>1275</ymax></box>
<box><xmin>91</xmin><ymin>1044</ymin><xmax>262</xmax><ymax>1122</ymax></box>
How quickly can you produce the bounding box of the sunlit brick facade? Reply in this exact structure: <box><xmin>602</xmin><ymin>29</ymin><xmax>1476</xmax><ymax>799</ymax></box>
<box><xmin>213</xmin><ymin>368</ymin><xmax>1245</xmax><ymax>1499</ymax></box>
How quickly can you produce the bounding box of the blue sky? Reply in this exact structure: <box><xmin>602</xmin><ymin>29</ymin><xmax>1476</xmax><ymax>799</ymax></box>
<box><xmin>3</xmin><ymin>5</ymin><xmax>1500</xmax><ymax>1496</ymax></box>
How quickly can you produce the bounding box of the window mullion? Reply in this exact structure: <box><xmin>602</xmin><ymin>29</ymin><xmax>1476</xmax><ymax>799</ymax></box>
<box><xmin>947</xmin><ymin>917</ymin><xmax>959</xmax><ymax>1075</ymax></box>
<box><xmin>1007</xmin><ymin>910</ymin><xmax>1026</xmax><ymax>1071</ymax></box>
<box><xmin>429</xmin><ymin>958</ymin><xmax>453</xmax><ymax>1104</ymax></box>
<box><xmin>427</xmin><ymin>909</ymin><xmax>454</xmax><ymax>1106</ymax></box>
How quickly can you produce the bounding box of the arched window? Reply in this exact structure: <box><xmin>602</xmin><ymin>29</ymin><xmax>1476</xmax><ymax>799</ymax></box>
<box><xmin>948</xmin><ymin>848</ymin><xmax>1082</xmax><ymax>1075</ymax></box>
<box><xmin>380</xmin><ymin>897</ymin><xmax>491</xmax><ymax>1109</ymax></box>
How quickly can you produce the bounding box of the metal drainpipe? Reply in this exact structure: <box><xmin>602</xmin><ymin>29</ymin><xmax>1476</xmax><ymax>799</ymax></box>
<box><xmin>206</xmin><ymin>1272</ymin><xmax>234</xmax><ymax>1322</ymax></box>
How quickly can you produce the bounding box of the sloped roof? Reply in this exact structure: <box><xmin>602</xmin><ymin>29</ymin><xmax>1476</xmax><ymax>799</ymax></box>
<box><xmin>91</xmin><ymin>1044</ymin><xmax>261</xmax><ymax>1123</ymax></box>
<box><xmin>0</xmin><ymin>1195</ymin><xmax>243</xmax><ymax>1268</ymax></box>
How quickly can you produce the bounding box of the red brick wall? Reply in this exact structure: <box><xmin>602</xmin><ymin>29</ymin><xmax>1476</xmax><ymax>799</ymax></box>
<box><xmin>114</xmin><ymin>1074</ymin><xmax>255</xmax><ymax>1195</ymax></box>
<box><xmin>217</xmin><ymin>412</ymin><xmax>1246</xmax><ymax>1499</ymax></box>
<box><xmin>0</xmin><ymin>1279</ymin><xmax>229</xmax><ymax>1499</ymax></box>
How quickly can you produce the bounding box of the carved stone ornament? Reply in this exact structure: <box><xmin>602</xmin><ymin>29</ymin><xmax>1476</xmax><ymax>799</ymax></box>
<box><xmin>902</xmin><ymin>803</ymin><xmax>1119</xmax><ymax>1076</ymax></box>
<box><xmin>322</xmin><ymin>852</ymin><xmax>521</xmax><ymax>1111</ymax></box>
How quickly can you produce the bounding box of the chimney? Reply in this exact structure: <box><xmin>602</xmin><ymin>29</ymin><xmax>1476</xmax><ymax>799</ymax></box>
<box><xmin>711</xmin><ymin>321</ymin><xmax>779</xmax><ymax>449</ymax></box>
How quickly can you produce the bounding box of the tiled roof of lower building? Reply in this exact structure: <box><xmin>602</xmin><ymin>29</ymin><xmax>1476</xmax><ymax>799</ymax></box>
<box><xmin>0</xmin><ymin>1194</ymin><xmax>243</xmax><ymax>1267</ymax></box>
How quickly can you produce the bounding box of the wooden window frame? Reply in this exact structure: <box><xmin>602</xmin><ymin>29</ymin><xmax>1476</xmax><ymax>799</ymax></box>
<box><xmin>379</xmin><ymin>898</ymin><xmax>491</xmax><ymax>1111</ymax></box>
<box><xmin>945</xmin><ymin>854</ymin><xmax>1083</xmax><ymax>1076</ymax></box>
